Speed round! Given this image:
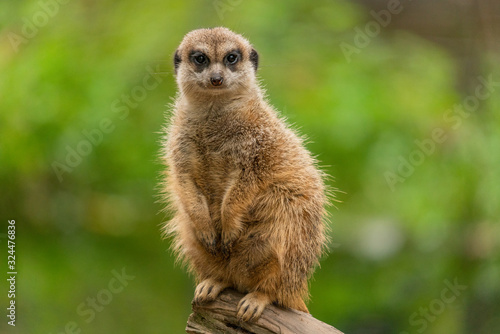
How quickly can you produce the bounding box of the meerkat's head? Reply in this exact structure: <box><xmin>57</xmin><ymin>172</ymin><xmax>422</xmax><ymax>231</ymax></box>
<box><xmin>173</xmin><ymin>27</ymin><xmax>259</xmax><ymax>98</ymax></box>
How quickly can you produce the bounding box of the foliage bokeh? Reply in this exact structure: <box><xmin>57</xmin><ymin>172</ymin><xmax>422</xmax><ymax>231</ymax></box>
<box><xmin>1</xmin><ymin>0</ymin><xmax>499</xmax><ymax>333</ymax></box>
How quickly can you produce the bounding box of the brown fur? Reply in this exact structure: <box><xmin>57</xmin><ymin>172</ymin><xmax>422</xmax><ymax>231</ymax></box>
<box><xmin>161</xmin><ymin>27</ymin><xmax>329</xmax><ymax>322</ymax></box>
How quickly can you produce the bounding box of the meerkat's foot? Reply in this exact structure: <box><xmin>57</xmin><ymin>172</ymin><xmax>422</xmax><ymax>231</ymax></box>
<box><xmin>237</xmin><ymin>291</ymin><xmax>270</xmax><ymax>322</ymax></box>
<box><xmin>193</xmin><ymin>279</ymin><xmax>228</xmax><ymax>305</ymax></box>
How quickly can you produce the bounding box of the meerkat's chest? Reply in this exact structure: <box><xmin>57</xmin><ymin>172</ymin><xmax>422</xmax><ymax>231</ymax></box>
<box><xmin>173</xmin><ymin>113</ymin><xmax>261</xmax><ymax>175</ymax></box>
<box><xmin>179</xmin><ymin>122</ymin><xmax>239</xmax><ymax>185</ymax></box>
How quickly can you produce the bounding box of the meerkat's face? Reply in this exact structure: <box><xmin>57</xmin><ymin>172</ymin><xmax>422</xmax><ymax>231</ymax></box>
<box><xmin>174</xmin><ymin>28</ymin><xmax>259</xmax><ymax>97</ymax></box>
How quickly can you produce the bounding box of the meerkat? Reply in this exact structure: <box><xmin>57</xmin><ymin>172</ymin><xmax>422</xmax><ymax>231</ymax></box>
<box><xmin>161</xmin><ymin>27</ymin><xmax>329</xmax><ymax>322</ymax></box>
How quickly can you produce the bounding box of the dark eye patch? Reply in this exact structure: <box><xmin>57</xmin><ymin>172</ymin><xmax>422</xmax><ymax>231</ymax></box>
<box><xmin>190</xmin><ymin>51</ymin><xmax>209</xmax><ymax>72</ymax></box>
<box><xmin>224</xmin><ymin>50</ymin><xmax>242</xmax><ymax>70</ymax></box>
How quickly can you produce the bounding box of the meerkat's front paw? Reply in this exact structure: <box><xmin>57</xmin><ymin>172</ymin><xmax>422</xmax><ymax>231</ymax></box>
<box><xmin>220</xmin><ymin>228</ymin><xmax>240</xmax><ymax>257</ymax></box>
<box><xmin>195</xmin><ymin>229</ymin><xmax>218</xmax><ymax>255</ymax></box>
<box><xmin>237</xmin><ymin>291</ymin><xmax>270</xmax><ymax>322</ymax></box>
<box><xmin>193</xmin><ymin>278</ymin><xmax>228</xmax><ymax>305</ymax></box>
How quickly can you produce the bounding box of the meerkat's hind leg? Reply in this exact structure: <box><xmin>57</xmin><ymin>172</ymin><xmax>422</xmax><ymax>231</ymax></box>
<box><xmin>193</xmin><ymin>278</ymin><xmax>229</xmax><ymax>305</ymax></box>
<box><xmin>237</xmin><ymin>291</ymin><xmax>271</xmax><ymax>322</ymax></box>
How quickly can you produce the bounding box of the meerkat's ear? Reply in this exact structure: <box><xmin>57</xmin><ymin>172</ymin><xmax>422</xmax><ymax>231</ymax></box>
<box><xmin>174</xmin><ymin>49</ymin><xmax>181</xmax><ymax>74</ymax></box>
<box><xmin>250</xmin><ymin>48</ymin><xmax>259</xmax><ymax>71</ymax></box>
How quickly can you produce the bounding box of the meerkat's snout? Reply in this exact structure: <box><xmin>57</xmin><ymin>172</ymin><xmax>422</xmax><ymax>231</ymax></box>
<box><xmin>210</xmin><ymin>73</ymin><xmax>224</xmax><ymax>87</ymax></box>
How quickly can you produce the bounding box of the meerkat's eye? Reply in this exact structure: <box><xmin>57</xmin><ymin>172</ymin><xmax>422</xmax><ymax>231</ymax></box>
<box><xmin>192</xmin><ymin>53</ymin><xmax>208</xmax><ymax>65</ymax></box>
<box><xmin>226</xmin><ymin>53</ymin><xmax>238</xmax><ymax>65</ymax></box>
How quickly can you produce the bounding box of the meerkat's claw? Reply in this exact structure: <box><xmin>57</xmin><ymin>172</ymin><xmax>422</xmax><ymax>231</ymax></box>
<box><xmin>193</xmin><ymin>279</ymin><xmax>228</xmax><ymax>305</ymax></box>
<box><xmin>220</xmin><ymin>229</ymin><xmax>240</xmax><ymax>256</ymax></box>
<box><xmin>196</xmin><ymin>230</ymin><xmax>218</xmax><ymax>255</ymax></box>
<box><xmin>205</xmin><ymin>239</ymin><xmax>218</xmax><ymax>255</ymax></box>
<box><xmin>236</xmin><ymin>291</ymin><xmax>270</xmax><ymax>322</ymax></box>
<box><xmin>220</xmin><ymin>242</ymin><xmax>231</xmax><ymax>257</ymax></box>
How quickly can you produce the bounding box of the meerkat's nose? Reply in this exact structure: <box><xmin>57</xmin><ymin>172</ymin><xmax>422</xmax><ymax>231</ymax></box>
<box><xmin>210</xmin><ymin>75</ymin><xmax>224</xmax><ymax>87</ymax></box>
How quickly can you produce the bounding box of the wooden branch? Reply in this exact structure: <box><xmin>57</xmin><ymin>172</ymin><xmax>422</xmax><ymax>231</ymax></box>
<box><xmin>186</xmin><ymin>289</ymin><xmax>344</xmax><ymax>334</ymax></box>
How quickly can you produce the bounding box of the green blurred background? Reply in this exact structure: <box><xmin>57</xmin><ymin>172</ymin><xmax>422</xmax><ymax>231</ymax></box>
<box><xmin>1</xmin><ymin>0</ymin><xmax>499</xmax><ymax>333</ymax></box>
